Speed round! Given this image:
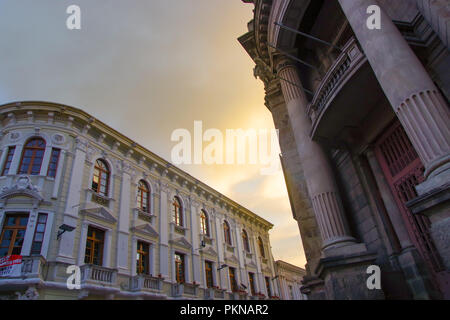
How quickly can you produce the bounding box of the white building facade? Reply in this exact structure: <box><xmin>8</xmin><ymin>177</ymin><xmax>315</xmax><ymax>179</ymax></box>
<box><xmin>275</xmin><ymin>260</ymin><xmax>307</xmax><ymax>300</ymax></box>
<box><xmin>0</xmin><ymin>101</ymin><xmax>279</xmax><ymax>300</ymax></box>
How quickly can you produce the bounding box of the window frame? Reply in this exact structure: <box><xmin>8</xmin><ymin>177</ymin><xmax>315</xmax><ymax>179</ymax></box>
<box><xmin>136</xmin><ymin>240</ymin><xmax>150</xmax><ymax>275</ymax></box>
<box><xmin>248</xmin><ymin>272</ymin><xmax>256</xmax><ymax>296</ymax></box>
<box><xmin>30</xmin><ymin>213</ymin><xmax>48</xmax><ymax>256</ymax></box>
<box><xmin>242</xmin><ymin>229</ymin><xmax>250</xmax><ymax>252</ymax></box>
<box><xmin>137</xmin><ymin>180</ymin><xmax>151</xmax><ymax>213</ymax></box>
<box><xmin>265</xmin><ymin>276</ymin><xmax>272</xmax><ymax>297</ymax></box>
<box><xmin>204</xmin><ymin>260</ymin><xmax>214</xmax><ymax>288</ymax></box>
<box><xmin>91</xmin><ymin>159</ymin><xmax>110</xmax><ymax>197</ymax></box>
<box><xmin>174</xmin><ymin>252</ymin><xmax>185</xmax><ymax>284</ymax></box>
<box><xmin>46</xmin><ymin>148</ymin><xmax>61</xmax><ymax>178</ymax></box>
<box><xmin>223</xmin><ymin>220</ymin><xmax>231</xmax><ymax>246</ymax></box>
<box><xmin>228</xmin><ymin>267</ymin><xmax>238</xmax><ymax>292</ymax></box>
<box><xmin>0</xmin><ymin>213</ymin><xmax>29</xmax><ymax>257</ymax></box>
<box><xmin>18</xmin><ymin>137</ymin><xmax>46</xmax><ymax>175</ymax></box>
<box><xmin>200</xmin><ymin>210</ymin><xmax>210</xmax><ymax>237</ymax></box>
<box><xmin>1</xmin><ymin>146</ymin><xmax>16</xmax><ymax>176</ymax></box>
<box><xmin>173</xmin><ymin>196</ymin><xmax>183</xmax><ymax>227</ymax></box>
<box><xmin>84</xmin><ymin>226</ymin><xmax>105</xmax><ymax>266</ymax></box>
<box><xmin>258</xmin><ymin>236</ymin><xmax>265</xmax><ymax>258</ymax></box>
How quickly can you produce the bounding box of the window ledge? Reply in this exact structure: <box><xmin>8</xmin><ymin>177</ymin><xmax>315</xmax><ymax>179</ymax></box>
<box><xmin>226</xmin><ymin>245</ymin><xmax>235</xmax><ymax>253</ymax></box>
<box><xmin>133</xmin><ymin>208</ymin><xmax>155</xmax><ymax>223</ymax></box>
<box><xmin>86</xmin><ymin>189</ymin><xmax>115</xmax><ymax>200</ymax></box>
<box><xmin>201</xmin><ymin>236</ymin><xmax>214</xmax><ymax>245</ymax></box>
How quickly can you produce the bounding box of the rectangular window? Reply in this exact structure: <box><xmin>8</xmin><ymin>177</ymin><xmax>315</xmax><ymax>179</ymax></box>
<box><xmin>136</xmin><ymin>241</ymin><xmax>150</xmax><ymax>275</ymax></box>
<box><xmin>84</xmin><ymin>226</ymin><xmax>105</xmax><ymax>266</ymax></box>
<box><xmin>175</xmin><ymin>252</ymin><xmax>185</xmax><ymax>283</ymax></box>
<box><xmin>30</xmin><ymin>213</ymin><xmax>48</xmax><ymax>255</ymax></box>
<box><xmin>0</xmin><ymin>213</ymin><xmax>29</xmax><ymax>257</ymax></box>
<box><xmin>205</xmin><ymin>260</ymin><xmax>214</xmax><ymax>288</ymax></box>
<box><xmin>229</xmin><ymin>267</ymin><xmax>237</xmax><ymax>292</ymax></box>
<box><xmin>265</xmin><ymin>276</ymin><xmax>272</xmax><ymax>297</ymax></box>
<box><xmin>1</xmin><ymin>146</ymin><xmax>16</xmax><ymax>176</ymax></box>
<box><xmin>46</xmin><ymin>148</ymin><xmax>61</xmax><ymax>178</ymax></box>
<box><xmin>249</xmin><ymin>272</ymin><xmax>256</xmax><ymax>296</ymax></box>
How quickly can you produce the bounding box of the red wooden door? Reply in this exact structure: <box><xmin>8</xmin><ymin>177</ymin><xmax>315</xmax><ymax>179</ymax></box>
<box><xmin>374</xmin><ymin>120</ymin><xmax>450</xmax><ymax>299</ymax></box>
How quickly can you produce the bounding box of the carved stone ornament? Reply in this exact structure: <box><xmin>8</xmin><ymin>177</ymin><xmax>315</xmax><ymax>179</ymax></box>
<box><xmin>9</xmin><ymin>132</ymin><xmax>21</xmax><ymax>142</ymax></box>
<box><xmin>52</xmin><ymin>133</ymin><xmax>65</xmax><ymax>145</ymax></box>
<box><xmin>0</xmin><ymin>175</ymin><xmax>43</xmax><ymax>201</ymax></box>
<box><xmin>15</xmin><ymin>287</ymin><xmax>39</xmax><ymax>300</ymax></box>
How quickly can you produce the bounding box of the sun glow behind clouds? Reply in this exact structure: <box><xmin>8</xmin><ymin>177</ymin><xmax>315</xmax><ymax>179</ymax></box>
<box><xmin>0</xmin><ymin>0</ymin><xmax>306</xmax><ymax>267</ymax></box>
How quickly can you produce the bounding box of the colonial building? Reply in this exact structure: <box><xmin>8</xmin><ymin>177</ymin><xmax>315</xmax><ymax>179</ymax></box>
<box><xmin>239</xmin><ymin>0</ymin><xmax>449</xmax><ymax>299</ymax></box>
<box><xmin>0</xmin><ymin>101</ymin><xmax>279</xmax><ymax>300</ymax></box>
<box><xmin>275</xmin><ymin>260</ymin><xmax>307</xmax><ymax>300</ymax></box>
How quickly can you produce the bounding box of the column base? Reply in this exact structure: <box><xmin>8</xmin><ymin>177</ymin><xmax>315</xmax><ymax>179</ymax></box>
<box><xmin>408</xmin><ymin>183</ymin><xmax>450</xmax><ymax>270</ymax></box>
<box><xmin>416</xmin><ymin>162</ymin><xmax>450</xmax><ymax>196</ymax></box>
<box><xmin>315</xmin><ymin>244</ymin><xmax>384</xmax><ymax>300</ymax></box>
<box><xmin>300</xmin><ymin>275</ymin><xmax>326</xmax><ymax>300</ymax></box>
<box><xmin>396</xmin><ymin>247</ymin><xmax>442</xmax><ymax>299</ymax></box>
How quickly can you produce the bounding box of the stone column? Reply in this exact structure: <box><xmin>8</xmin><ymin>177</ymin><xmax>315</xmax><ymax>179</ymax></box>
<box><xmin>214</xmin><ymin>214</ymin><xmax>227</xmax><ymax>289</ymax></box>
<box><xmin>158</xmin><ymin>182</ymin><xmax>170</xmax><ymax>278</ymax></box>
<box><xmin>57</xmin><ymin>138</ymin><xmax>87</xmax><ymax>264</ymax></box>
<box><xmin>277</xmin><ymin>59</ymin><xmax>383</xmax><ymax>299</ymax></box>
<box><xmin>416</xmin><ymin>0</ymin><xmax>449</xmax><ymax>49</ymax></box>
<box><xmin>189</xmin><ymin>198</ymin><xmax>201</xmax><ymax>284</ymax></box>
<box><xmin>116</xmin><ymin>161</ymin><xmax>132</xmax><ymax>274</ymax></box>
<box><xmin>338</xmin><ymin>0</ymin><xmax>450</xmax><ymax>195</ymax></box>
<box><xmin>276</xmin><ymin>60</ymin><xmax>356</xmax><ymax>252</ymax></box>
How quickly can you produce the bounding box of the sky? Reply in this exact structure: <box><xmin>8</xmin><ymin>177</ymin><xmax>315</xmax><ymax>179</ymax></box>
<box><xmin>0</xmin><ymin>0</ymin><xmax>306</xmax><ymax>267</ymax></box>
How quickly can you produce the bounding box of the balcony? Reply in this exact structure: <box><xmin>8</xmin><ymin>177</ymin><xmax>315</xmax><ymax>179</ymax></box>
<box><xmin>204</xmin><ymin>287</ymin><xmax>226</xmax><ymax>299</ymax></box>
<box><xmin>306</xmin><ymin>37</ymin><xmax>384</xmax><ymax>144</ymax></box>
<box><xmin>231</xmin><ymin>291</ymin><xmax>248</xmax><ymax>300</ymax></box>
<box><xmin>171</xmin><ymin>283</ymin><xmax>198</xmax><ymax>298</ymax></box>
<box><xmin>129</xmin><ymin>275</ymin><xmax>163</xmax><ymax>293</ymax></box>
<box><xmin>80</xmin><ymin>264</ymin><xmax>117</xmax><ymax>286</ymax></box>
<box><xmin>0</xmin><ymin>255</ymin><xmax>47</xmax><ymax>280</ymax></box>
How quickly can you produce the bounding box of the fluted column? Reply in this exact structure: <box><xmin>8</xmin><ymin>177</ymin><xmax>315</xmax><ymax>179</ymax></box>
<box><xmin>416</xmin><ymin>0</ymin><xmax>449</xmax><ymax>49</ymax></box>
<box><xmin>339</xmin><ymin>0</ymin><xmax>450</xmax><ymax>195</ymax></box>
<box><xmin>276</xmin><ymin>60</ymin><xmax>355</xmax><ymax>251</ymax></box>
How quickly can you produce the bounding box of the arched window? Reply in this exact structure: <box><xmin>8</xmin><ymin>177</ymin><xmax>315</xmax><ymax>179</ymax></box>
<box><xmin>173</xmin><ymin>196</ymin><xmax>183</xmax><ymax>227</ymax></box>
<box><xmin>242</xmin><ymin>229</ymin><xmax>250</xmax><ymax>252</ymax></box>
<box><xmin>223</xmin><ymin>220</ymin><xmax>231</xmax><ymax>246</ymax></box>
<box><xmin>92</xmin><ymin>159</ymin><xmax>110</xmax><ymax>197</ymax></box>
<box><xmin>258</xmin><ymin>236</ymin><xmax>265</xmax><ymax>258</ymax></box>
<box><xmin>200</xmin><ymin>210</ymin><xmax>210</xmax><ymax>237</ymax></box>
<box><xmin>18</xmin><ymin>138</ymin><xmax>46</xmax><ymax>175</ymax></box>
<box><xmin>137</xmin><ymin>180</ymin><xmax>150</xmax><ymax>213</ymax></box>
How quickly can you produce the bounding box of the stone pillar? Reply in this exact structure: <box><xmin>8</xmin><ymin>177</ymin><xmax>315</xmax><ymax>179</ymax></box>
<box><xmin>214</xmin><ymin>214</ymin><xmax>227</xmax><ymax>289</ymax></box>
<box><xmin>116</xmin><ymin>161</ymin><xmax>132</xmax><ymax>274</ymax></box>
<box><xmin>416</xmin><ymin>0</ymin><xmax>450</xmax><ymax>49</ymax></box>
<box><xmin>265</xmin><ymin>81</ymin><xmax>323</xmax><ymax>296</ymax></box>
<box><xmin>52</xmin><ymin>150</ymin><xmax>66</xmax><ymax>198</ymax></box>
<box><xmin>339</xmin><ymin>0</ymin><xmax>450</xmax><ymax>297</ymax></box>
<box><xmin>57</xmin><ymin>138</ymin><xmax>87</xmax><ymax>264</ymax></box>
<box><xmin>189</xmin><ymin>198</ymin><xmax>201</xmax><ymax>284</ymax></box>
<box><xmin>277</xmin><ymin>60</ymin><xmax>356</xmax><ymax>252</ymax></box>
<box><xmin>338</xmin><ymin>0</ymin><xmax>450</xmax><ymax>195</ymax></box>
<box><xmin>277</xmin><ymin>59</ymin><xmax>382</xmax><ymax>299</ymax></box>
<box><xmin>158</xmin><ymin>182</ymin><xmax>170</xmax><ymax>278</ymax></box>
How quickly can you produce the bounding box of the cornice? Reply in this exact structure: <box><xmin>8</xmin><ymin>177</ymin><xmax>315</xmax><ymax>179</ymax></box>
<box><xmin>0</xmin><ymin>101</ymin><xmax>274</xmax><ymax>230</ymax></box>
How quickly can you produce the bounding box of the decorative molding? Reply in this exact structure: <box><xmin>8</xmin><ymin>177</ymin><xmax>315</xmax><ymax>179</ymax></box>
<box><xmin>51</xmin><ymin>133</ymin><xmax>65</xmax><ymax>145</ymax></box>
<box><xmin>131</xmin><ymin>223</ymin><xmax>159</xmax><ymax>238</ymax></box>
<box><xmin>80</xmin><ymin>206</ymin><xmax>117</xmax><ymax>224</ymax></box>
<box><xmin>0</xmin><ymin>175</ymin><xmax>44</xmax><ymax>204</ymax></box>
<box><xmin>169</xmin><ymin>237</ymin><xmax>192</xmax><ymax>250</ymax></box>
